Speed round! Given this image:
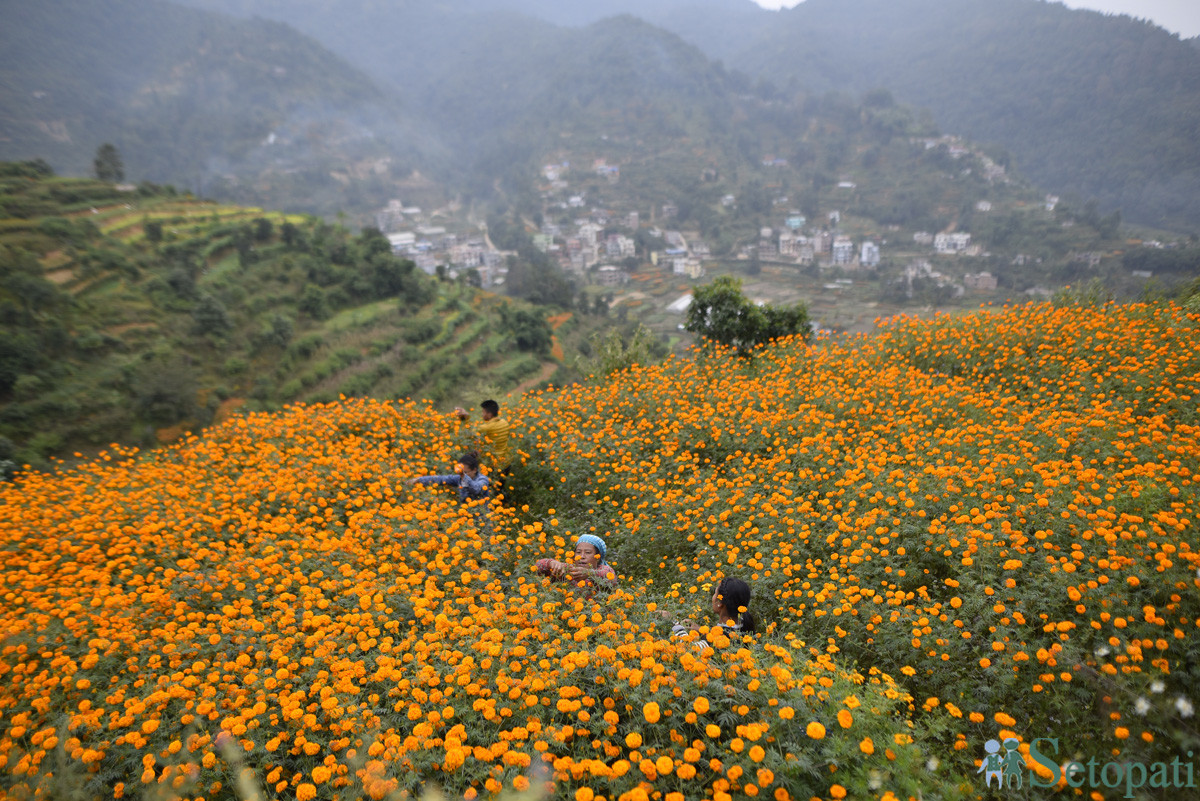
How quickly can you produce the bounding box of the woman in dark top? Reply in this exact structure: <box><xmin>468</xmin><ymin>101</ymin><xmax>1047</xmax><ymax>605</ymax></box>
<box><xmin>671</xmin><ymin>576</ymin><xmax>757</xmax><ymax>644</ymax></box>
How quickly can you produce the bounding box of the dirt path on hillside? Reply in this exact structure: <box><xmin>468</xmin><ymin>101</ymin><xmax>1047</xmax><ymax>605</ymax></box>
<box><xmin>511</xmin><ymin>361</ymin><xmax>557</xmax><ymax>397</ymax></box>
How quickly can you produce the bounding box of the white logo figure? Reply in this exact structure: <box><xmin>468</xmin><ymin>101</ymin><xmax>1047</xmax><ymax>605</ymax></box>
<box><xmin>977</xmin><ymin>739</ymin><xmax>1004</xmax><ymax>789</ymax></box>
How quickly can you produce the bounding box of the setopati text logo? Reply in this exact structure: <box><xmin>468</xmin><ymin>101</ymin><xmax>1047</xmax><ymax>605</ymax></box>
<box><xmin>977</xmin><ymin>737</ymin><xmax>1196</xmax><ymax>798</ymax></box>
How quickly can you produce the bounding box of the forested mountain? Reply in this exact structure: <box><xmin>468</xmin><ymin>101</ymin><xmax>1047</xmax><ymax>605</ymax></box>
<box><xmin>0</xmin><ymin>0</ymin><xmax>442</xmax><ymax>215</ymax></box>
<box><xmin>178</xmin><ymin>0</ymin><xmax>1200</xmax><ymax>233</ymax></box>
<box><xmin>718</xmin><ymin>0</ymin><xmax>1200</xmax><ymax>233</ymax></box>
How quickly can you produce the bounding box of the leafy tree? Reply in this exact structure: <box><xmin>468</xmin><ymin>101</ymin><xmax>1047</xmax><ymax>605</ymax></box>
<box><xmin>299</xmin><ymin>283</ymin><xmax>330</xmax><ymax>319</ymax></box>
<box><xmin>499</xmin><ymin>304</ymin><xmax>552</xmax><ymax>354</ymax></box>
<box><xmin>144</xmin><ymin>220</ymin><xmax>163</xmax><ymax>243</ymax></box>
<box><xmin>253</xmin><ymin>218</ymin><xmax>273</xmax><ymax>242</ymax></box>
<box><xmin>132</xmin><ymin>359</ymin><xmax>197</xmax><ymax>426</ymax></box>
<box><xmin>280</xmin><ymin>222</ymin><xmax>302</xmax><ymax>249</ymax></box>
<box><xmin>577</xmin><ymin>324</ymin><xmax>661</xmax><ymax>377</ymax></box>
<box><xmin>93</xmin><ymin>144</ymin><xmax>125</xmax><ymax>183</ymax></box>
<box><xmin>191</xmin><ymin>293</ymin><xmax>231</xmax><ymax>337</ymax></box>
<box><xmin>685</xmin><ymin>275</ymin><xmax>810</xmax><ymax>356</ymax></box>
<box><xmin>0</xmin><ymin>160</ymin><xmax>53</xmax><ymax>179</ymax></box>
<box><xmin>259</xmin><ymin>313</ymin><xmax>295</xmax><ymax>350</ymax></box>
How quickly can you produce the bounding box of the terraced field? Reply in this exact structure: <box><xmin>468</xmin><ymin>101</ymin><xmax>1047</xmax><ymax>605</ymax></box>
<box><xmin>0</xmin><ymin>172</ymin><xmax>607</xmax><ymax>468</ymax></box>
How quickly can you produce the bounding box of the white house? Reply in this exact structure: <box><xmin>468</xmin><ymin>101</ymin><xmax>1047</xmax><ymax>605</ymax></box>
<box><xmin>860</xmin><ymin>241</ymin><xmax>880</xmax><ymax>267</ymax></box>
<box><xmin>596</xmin><ymin>265</ymin><xmax>628</xmax><ymax>286</ymax></box>
<box><xmin>934</xmin><ymin>232</ymin><xmax>971</xmax><ymax>254</ymax></box>
<box><xmin>672</xmin><ymin>258</ymin><xmax>704</xmax><ymax>279</ymax></box>
<box><xmin>387</xmin><ymin>232</ymin><xmax>416</xmax><ymax>253</ymax></box>
<box><xmin>832</xmin><ymin>236</ymin><xmax>854</xmax><ymax>265</ymax></box>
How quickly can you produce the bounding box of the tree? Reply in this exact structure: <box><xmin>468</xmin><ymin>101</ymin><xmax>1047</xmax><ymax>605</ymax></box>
<box><xmin>192</xmin><ymin>293</ymin><xmax>231</xmax><ymax>338</ymax></box>
<box><xmin>93</xmin><ymin>144</ymin><xmax>125</xmax><ymax>183</ymax></box>
<box><xmin>577</xmin><ymin>324</ymin><xmax>660</xmax><ymax>377</ymax></box>
<box><xmin>499</xmin><ymin>305</ymin><xmax>552</xmax><ymax>355</ymax></box>
<box><xmin>299</xmin><ymin>284</ymin><xmax>329</xmax><ymax>319</ymax></box>
<box><xmin>685</xmin><ymin>276</ymin><xmax>810</xmax><ymax>356</ymax></box>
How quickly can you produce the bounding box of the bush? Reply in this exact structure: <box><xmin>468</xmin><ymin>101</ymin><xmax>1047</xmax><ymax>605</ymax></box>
<box><xmin>686</xmin><ymin>275</ymin><xmax>810</xmax><ymax>355</ymax></box>
<box><xmin>131</xmin><ymin>359</ymin><xmax>198</xmax><ymax>425</ymax></box>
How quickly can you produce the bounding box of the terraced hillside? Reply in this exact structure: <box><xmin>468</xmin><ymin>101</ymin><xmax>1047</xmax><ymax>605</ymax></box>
<box><xmin>0</xmin><ymin>165</ymin><xmax>604</xmax><ymax>470</ymax></box>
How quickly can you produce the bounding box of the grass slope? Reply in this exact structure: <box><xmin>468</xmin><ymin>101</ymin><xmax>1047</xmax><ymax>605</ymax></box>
<box><xmin>0</xmin><ymin>299</ymin><xmax>1196</xmax><ymax>799</ymax></box>
<box><xmin>0</xmin><ymin>170</ymin><xmax>603</xmax><ymax>469</ymax></box>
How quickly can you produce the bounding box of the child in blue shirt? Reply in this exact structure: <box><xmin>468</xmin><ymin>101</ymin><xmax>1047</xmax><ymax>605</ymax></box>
<box><xmin>408</xmin><ymin>451</ymin><xmax>490</xmax><ymax>503</ymax></box>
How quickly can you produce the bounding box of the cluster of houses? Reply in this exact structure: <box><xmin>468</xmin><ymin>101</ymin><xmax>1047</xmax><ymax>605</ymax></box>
<box><xmin>765</xmin><ymin>227</ymin><xmax>884</xmax><ymax>269</ymax></box>
<box><xmin>753</xmin><ymin>211</ymin><xmax>885</xmax><ymax>270</ymax></box>
<box><xmin>533</xmin><ymin>214</ymin><xmax>638</xmax><ymax>274</ymax></box>
<box><xmin>376</xmin><ymin>200</ymin><xmax>509</xmax><ymax>287</ymax></box>
<box><xmin>532</xmin><ymin>210</ymin><xmax>708</xmax><ymax>284</ymax></box>
<box><xmin>536</xmin><ymin>160</ymin><xmax>716</xmax><ymax>284</ymax></box>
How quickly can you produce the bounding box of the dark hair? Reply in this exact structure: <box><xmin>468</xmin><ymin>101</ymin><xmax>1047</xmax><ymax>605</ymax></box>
<box><xmin>480</xmin><ymin>399</ymin><xmax>500</xmax><ymax>415</ymax></box>
<box><xmin>458</xmin><ymin>451</ymin><xmax>480</xmax><ymax>471</ymax></box>
<box><xmin>716</xmin><ymin>577</ymin><xmax>757</xmax><ymax>633</ymax></box>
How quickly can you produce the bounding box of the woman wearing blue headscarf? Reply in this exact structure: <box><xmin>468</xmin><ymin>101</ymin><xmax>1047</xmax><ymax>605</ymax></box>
<box><xmin>537</xmin><ymin>533</ymin><xmax>616</xmax><ymax>595</ymax></box>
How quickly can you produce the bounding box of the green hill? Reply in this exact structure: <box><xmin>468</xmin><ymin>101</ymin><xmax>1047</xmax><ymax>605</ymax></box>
<box><xmin>0</xmin><ymin>165</ymin><xmax>613</xmax><ymax>469</ymax></box>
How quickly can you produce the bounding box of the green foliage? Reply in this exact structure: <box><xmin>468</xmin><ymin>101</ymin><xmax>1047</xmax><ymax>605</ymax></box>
<box><xmin>1052</xmin><ymin>277</ymin><xmax>1114</xmax><ymax>308</ymax></box>
<box><xmin>299</xmin><ymin>283</ymin><xmax>330</xmax><ymax>320</ymax></box>
<box><xmin>0</xmin><ymin>160</ymin><xmax>54</xmax><ymax>179</ymax></box>
<box><xmin>1123</xmin><ymin>246</ymin><xmax>1200</xmax><ymax>276</ymax></box>
<box><xmin>685</xmin><ymin>275</ymin><xmax>811</xmax><ymax>356</ymax></box>
<box><xmin>92</xmin><ymin>143</ymin><xmax>124</xmax><ymax>183</ymax></box>
<box><xmin>131</xmin><ymin>358</ymin><xmax>199</xmax><ymax>426</ymax></box>
<box><xmin>0</xmin><ymin>169</ymin><xmax>606</xmax><ymax>461</ymax></box>
<box><xmin>577</xmin><ymin>324</ymin><xmax>667</xmax><ymax>378</ymax></box>
<box><xmin>191</xmin><ymin>292</ymin><xmax>232</xmax><ymax>337</ymax></box>
<box><xmin>498</xmin><ymin>304</ymin><xmax>552</xmax><ymax>355</ymax></box>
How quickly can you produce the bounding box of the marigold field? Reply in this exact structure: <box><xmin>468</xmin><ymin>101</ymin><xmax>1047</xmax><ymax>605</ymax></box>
<box><xmin>2</xmin><ymin>301</ymin><xmax>1198</xmax><ymax>801</ymax></box>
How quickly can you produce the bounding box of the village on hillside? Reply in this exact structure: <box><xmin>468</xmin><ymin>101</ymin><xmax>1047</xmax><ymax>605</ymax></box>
<box><xmin>369</xmin><ymin>132</ymin><xmax>1191</xmax><ymax>341</ymax></box>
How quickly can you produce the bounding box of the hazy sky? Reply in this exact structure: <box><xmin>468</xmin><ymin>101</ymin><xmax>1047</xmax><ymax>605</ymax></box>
<box><xmin>752</xmin><ymin>0</ymin><xmax>1200</xmax><ymax>39</ymax></box>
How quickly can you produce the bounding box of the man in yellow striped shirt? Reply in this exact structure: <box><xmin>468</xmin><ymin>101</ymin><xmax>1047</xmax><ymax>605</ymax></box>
<box><xmin>454</xmin><ymin>399</ymin><xmax>512</xmax><ymax>474</ymax></box>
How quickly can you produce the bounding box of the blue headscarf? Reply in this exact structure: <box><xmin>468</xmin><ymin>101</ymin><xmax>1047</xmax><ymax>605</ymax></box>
<box><xmin>576</xmin><ymin>534</ymin><xmax>607</xmax><ymax>562</ymax></box>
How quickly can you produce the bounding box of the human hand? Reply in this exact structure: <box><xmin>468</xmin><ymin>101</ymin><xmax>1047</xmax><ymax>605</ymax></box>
<box><xmin>453</xmin><ymin>407</ymin><xmax>469</xmax><ymax>420</ymax></box>
<box><xmin>567</xmin><ymin>563</ymin><xmax>592</xmax><ymax>581</ymax></box>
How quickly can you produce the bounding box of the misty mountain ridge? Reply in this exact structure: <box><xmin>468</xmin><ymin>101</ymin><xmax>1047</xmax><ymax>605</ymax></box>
<box><xmin>176</xmin><ymin>0</ymin><xmax>1200</xmax><ymax>233</ymax></box>
<box><xmin>0</xmin><ymin>0</ymin><xmax>447</xmax><ymax>215</ymax></box>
